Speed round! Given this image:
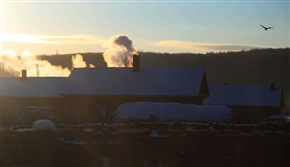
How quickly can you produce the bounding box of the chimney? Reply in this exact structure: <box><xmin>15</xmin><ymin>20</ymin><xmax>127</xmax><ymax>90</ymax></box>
<box><xmin>270</xmin><ymin>82</ymin><xmax>275</xmax><ymax>91</ymax></box>
<box><xmin>132</xmin><ymin>54</ymin><xmax>140</xmax><ymax>72</ymax></box>
<box><xmin>21</xmin><ymin>70</ymin><xmax>27</xmax><ymax>81</ymax></box>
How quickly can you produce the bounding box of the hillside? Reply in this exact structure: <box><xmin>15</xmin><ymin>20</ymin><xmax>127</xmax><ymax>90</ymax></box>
<box><xmin>39</xmin><ymin>48</ymin><xmax>290</xmax><ymax>109</ymax></box>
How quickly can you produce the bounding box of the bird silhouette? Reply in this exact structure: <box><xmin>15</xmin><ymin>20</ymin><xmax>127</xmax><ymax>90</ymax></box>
<box><xmin>260</xmin><ymin>24</ymin><xmax>273</xmax><ymax>31</ymax></box>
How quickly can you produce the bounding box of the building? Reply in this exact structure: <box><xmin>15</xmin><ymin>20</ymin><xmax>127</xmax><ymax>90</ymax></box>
<box><xmin>0</xmin><ymin>55</ymin><xmax>285</xmax><ymax>122</ymax></box>
<box><xmin>61</xmin><ymin>56</ymin><xmax>209</xmax><ymax>122</ymax></box>
<box><xmin>203</xmin><ymin>84</ymin><xmax>285</xmax><ymax>121</ymax></box>
<box><xmin>0</xmin><ymin>56</ymin><xmax>209</xmax><ymax>122</ymax></box>
<box><xmin>0</xmin><ymin>73</ymin><xmax>66</xmax><ymax>121</ymax></box>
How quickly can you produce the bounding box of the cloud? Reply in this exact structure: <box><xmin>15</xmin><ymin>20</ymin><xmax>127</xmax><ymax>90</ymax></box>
<box><xmin>154</xmin><ymin>40</ymin><xmax>268</xmax><ymax>52</ymax></box>
<box><xmin>1</xmin><ymin>33</ymin><xmax>103</xmax><ymax>45</ymax></box>
<box><xmin>40</xmin><ymin>35</ymin><xmax>103</xmax><ymax>45</ymax></box>
<box><xmin>1</xmin><ymin>33</ymin><xmax>50</xmax><ymax>44</ymax></box>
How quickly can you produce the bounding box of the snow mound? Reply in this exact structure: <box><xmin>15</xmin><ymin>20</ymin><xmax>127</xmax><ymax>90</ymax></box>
<box><xmin>114</xmin><ymin>102</ymin><xmax>232</xmax><ymax>122</ymax></box>
<box><xmin>32</xmin><ymin>119</ymin><xmax>57</xmax><ymax>131</ymax></box>
<box><xmin>270</xmin><ymin>115</ymin><xmax>290</xmax><ymax>120</ymax></box>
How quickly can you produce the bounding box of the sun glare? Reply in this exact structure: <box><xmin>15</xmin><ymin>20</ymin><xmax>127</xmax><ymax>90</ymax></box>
<box><xmin>1</xmin><ymin>49</ymin><xmax>17</xmax><ymax>58</ymax></box>
<box><xmin>20</xmin><ymin>50</ymin><xmax>33</xmax><ymax>58</ymax></box>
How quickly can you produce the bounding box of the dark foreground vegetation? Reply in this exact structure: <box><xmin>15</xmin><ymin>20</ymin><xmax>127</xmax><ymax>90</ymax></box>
<box><xmin>1</xmin><ymin>120</ymin><xmax>290</xmax><ymax>166</ymax></box>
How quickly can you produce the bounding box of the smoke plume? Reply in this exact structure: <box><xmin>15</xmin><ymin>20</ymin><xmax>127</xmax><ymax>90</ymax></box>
<box><xmin>102</xmin><ymin>34</ymin><xmax>137</xmax><ymax>67</ymax></box>
<box><xmin>72</xmin><ymin>54</ymin><xmax>95</xmax><ymax>68</ymax></box>
<box><xmin>0</xmin><ymin>48</ymin><xmax>92</xmax><ymax>77</ymax></box>
<box><xmin>72</xmin><ymin>54</ymin><xmax>86</xmax><ymax>68</ymax></box>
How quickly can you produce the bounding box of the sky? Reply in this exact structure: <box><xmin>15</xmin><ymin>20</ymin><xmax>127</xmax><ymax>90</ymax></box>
<box><xmin>0</xmin><ymin>0</ymin><xmax>289</xmax><ymax>56</ymax></box>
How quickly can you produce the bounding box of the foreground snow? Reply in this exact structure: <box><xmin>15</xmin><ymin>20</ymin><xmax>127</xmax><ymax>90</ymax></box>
<box><xmin>114</xmin><ymin>102</ymin><xmax>232</xmax><ymax>122</ymax></box>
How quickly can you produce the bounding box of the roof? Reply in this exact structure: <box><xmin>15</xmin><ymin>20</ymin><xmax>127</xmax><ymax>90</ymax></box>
<box><xmin>62</xmin><ymin>67</ymin><xmax>205</xmax><ymax>96</ymax></box>
<box><xmin>203</xmin><ymin>84</ymin><xmax>284</xmax><ymax>107</ymax></box>
<box><xmin>0</xmin><ymin>77</ymin><xmax>67</xmax><ymax>97</ymax></box>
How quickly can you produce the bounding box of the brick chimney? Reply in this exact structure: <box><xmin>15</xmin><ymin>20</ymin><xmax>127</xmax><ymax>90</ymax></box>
<box><xmin>21</xmin><ymin>70</ymin><xmax>27</xmax><ymax>81</ymax></box>
<box><xmin>132</xmin><ymin>54</ymin><xmax>140</xmax><ymax>72</ymax></box>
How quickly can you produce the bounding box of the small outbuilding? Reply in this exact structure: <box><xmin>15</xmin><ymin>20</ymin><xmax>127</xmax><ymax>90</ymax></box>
<box><xmin>203</xmin><ymin>84</ymin><xmax>285</xmax><ymax>121</ymax></box>
<box><xmin>0</xmin><ymin>75</ymin><xmax>66</xmax><ymax>121</ymax></box>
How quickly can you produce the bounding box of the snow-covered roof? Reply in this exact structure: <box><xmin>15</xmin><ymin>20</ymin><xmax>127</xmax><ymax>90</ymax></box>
<box><xmin>114</xmin><ymin>102</ymin><xmax>232</xmax><ymax>122</ymax></box>
<box><xmin>203</xmin><ymin>84</ymin><xmax>283</xmax><ymax>107</ymax></box>
<box><xmin>0</xmin><ymin>77</ymin><xmax>67</xmax><ymax>97</ymax></box>
<box><xmin>62</xmin><ymin>67</ymin><xmax>205</xmax><ymax>96</ymax></box>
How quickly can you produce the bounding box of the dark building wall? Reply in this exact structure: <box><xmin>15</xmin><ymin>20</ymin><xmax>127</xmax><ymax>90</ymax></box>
<box><xmin>0</xmin><ymin>95</ymin><xmax>283</xmax><ymax>123</ymax></box>
<box><xmin>230</xmin><ymin>106</ymin><xmax>282</xmax><ymax>122</ymax></box>
<box><xmin>62</xmin><ymin>95</ymin><xmax>203</xmax><ymax>122</ymax></box>
<box><xmin>0</xmin><ymin>96</ymin><xmax>63</xmax><ymax>122</ymax></box>
<box><xmin>0</xmin><ymin>95</ymin><xmax>203</xmax><ymax>123</ymax></box>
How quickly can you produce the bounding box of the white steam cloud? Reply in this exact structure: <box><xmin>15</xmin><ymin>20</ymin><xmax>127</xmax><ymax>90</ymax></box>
<box><xmin>1</xmin><ymin>48</ymin><xmax>92</xmax><ymax>77</ymax></box>
<box><xmin>102</xmin><ymin>34</ymin><xmax>137</xmax><ymax>67</ymax></box>
<box><xmin>72</xmin><ymin>54</ymin><xmax>95</xmax><ymax>68</ymax></box>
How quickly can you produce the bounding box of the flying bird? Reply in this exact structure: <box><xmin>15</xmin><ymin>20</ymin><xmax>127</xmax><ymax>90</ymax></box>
<box><xmin>260</xmin><ymin>24</ymin><xmax>274</xmax><ymax>31</ymax></box>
